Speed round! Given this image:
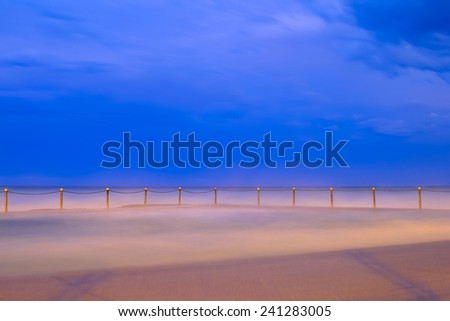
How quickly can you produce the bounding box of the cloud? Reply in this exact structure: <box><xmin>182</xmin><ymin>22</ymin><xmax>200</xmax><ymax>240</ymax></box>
<box><xmin>347</xmin><ymin>0</ymin><xmax>450</xmax><ymax>75</ymax></box>
<box><xmin>350</xmin><ymin>0</ymin><xmax>450</xmax><ymax>49</ymax></box>
<box><xmin>0</xmin><ymin>0</ymin><xmax>333</xmax><ymax>106</ymax></box>
<box><xmin>0</xmin><ymin>0</ymin><xmax>449</xmax><ymax>118</ymax></box>
<box><xmin>357</xmin><ymin>118</ymin><xmax>416</xmax><ymax>136</ymax></box>
<box><xmin>354</xmin><ymin>104</ymin><xmax>450</xmax><ymax>141</ymax></box>
<box><xmin>1</xmin><ymin>1</ymin><xmax>450</xmax><ymax>184</ymax></box>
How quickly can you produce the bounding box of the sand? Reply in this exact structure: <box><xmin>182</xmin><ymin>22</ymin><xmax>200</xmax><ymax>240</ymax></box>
<box><xmin>0</xmin><ymin>205</ymin><xmax>450</xmax><ymax>300</ymax></box>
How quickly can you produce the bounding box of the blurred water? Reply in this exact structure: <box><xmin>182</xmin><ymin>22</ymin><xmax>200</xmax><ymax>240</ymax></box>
<box><xmin>1</xmin><ymin>186</ymin><xmax>449</xmax><ymax>212</ymax></box>
<box><xmin>1</xmin><ymin>205</ymin><xmax>450</xmax><ymax>277</ymax></box>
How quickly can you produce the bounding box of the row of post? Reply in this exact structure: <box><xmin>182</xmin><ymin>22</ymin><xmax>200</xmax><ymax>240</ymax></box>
<box><xmin>2</xmin><ymin>186</ymin><xmax>425</xmax><ymax>213</ymax></box>
<box><xmin>328</xmin><ymin>187</ymin><xmax>423</xmax><ymax>209</ymax></box>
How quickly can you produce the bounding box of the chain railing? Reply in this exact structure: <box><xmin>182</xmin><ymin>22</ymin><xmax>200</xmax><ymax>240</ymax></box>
<box><xmin>1</xmin><ymin>186</ymin><xmax>450</xmax><ymax>213</ymax></box>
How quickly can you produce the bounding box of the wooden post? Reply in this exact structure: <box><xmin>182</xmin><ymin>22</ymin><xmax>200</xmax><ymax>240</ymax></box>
<box><xmin>59</xmin><ymin>188</ymin><xmax>64</xmax><ymax>210</ymax></box>
<box><xmin>330</xmin><ymin>187</ymin><xmax>334</xmax><ymax>208</ymax></box>
<box><xmin>257</xmin><ymin>188</ymin><xmax>261</xmax><ymax>206</ymax></box>
<box><xmin>144</xmin><ymin>188</ymin><xmax>148</xmax><ymax>208</ymax></box>
<box><xmin>4</xmin><ymin>188</ymin><xmax>8</xmax><ymax>213</ymax></box>
<box><xmin>372</xmin><ymin>187</ymin><xmax>376</xmax><ymax>209</ymax></box>
<box><xmin>106</xmin><ymin>188</ymin><xmax>110</xmax><ymax>209</ymax></box>
<box><xmin>214</xmin><ymin>187</ymin><xmax>217</xmax><ymax>206</ymax></box>
<box><xmin>178</xmin><ymin>187</ymin><xmax>182</xmax><ymax>206</ymax></box>
<box><xmin>418</xmin><ymin>187</ymin><xmax>422</xmax><ymax>209</ymax></box>
<box><xmin>292</xmin><ymin>187</ymin><xmax>296</xmax><ymax>207</ymax></box>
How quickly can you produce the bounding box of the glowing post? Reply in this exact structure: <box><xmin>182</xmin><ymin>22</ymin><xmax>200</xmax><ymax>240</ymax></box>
<box><xmin>144</xmin><ymin>188</ymin><xmax>148</xmax><ymax>208</ymax></box>
<box><xmin>3</xmin><ymin>188</ymin><xmax>8</xmax><ymax>213</ymax></box>
<box><xmin>257</xmin><ymin>187</ymin><xmax>261</xmax><ymax>206</ymax></box>
<box><xmin>418</xmin><ymin>187</ymin><xmax>422</xmax><ymax>209</ymax></box>
<box><xmin>59</xmin><ymin>188</ymin><xmax>64</xmax><ymax>210</ymax></box>
<box><xmin>330</xmin><ymin>187</ymin><xmax>334</xmax><ymax>208</ymax></box>
<box><xmin>372</xmin><ymin>187</ymin><xmax>376</xmax><ymax>209</ymax></box>
<box><xmin>106</xmin><ymin>187</ymin><xmax>110</xmax><ymax>209</ymax></box>
<box><xmin>292</xmin><ymin>187</ymin><xmax>296</xmax><ymax>207</ymax></box>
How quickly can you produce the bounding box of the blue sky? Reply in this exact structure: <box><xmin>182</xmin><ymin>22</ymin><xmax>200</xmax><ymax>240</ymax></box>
<box><xmin>1</xmin><ymin>0</ymin><xmax>449</xmax><ymax>186</ymax></box>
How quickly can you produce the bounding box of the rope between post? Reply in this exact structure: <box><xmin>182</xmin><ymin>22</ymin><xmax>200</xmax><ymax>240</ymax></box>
<box><xmin>8</xmin><ymin>191</ymin><xmax>60</xmax><ymax>196</ymax></box>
